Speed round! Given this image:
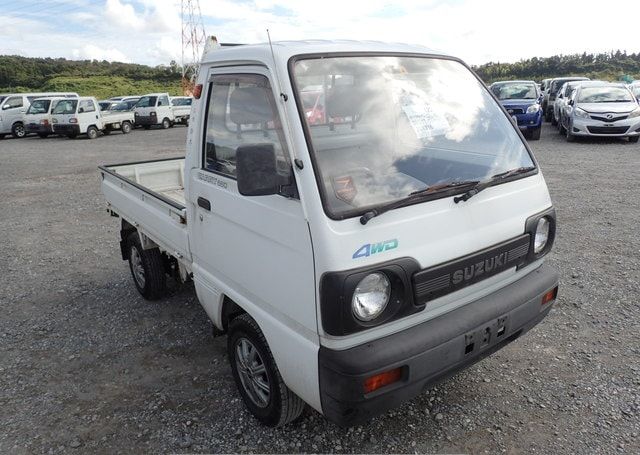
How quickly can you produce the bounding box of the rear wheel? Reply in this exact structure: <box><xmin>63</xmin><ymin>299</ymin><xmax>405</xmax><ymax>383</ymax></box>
<box><xmin>629</xmin><ymin>136</ymin><xmax>639</xmax><ymax>143</ymax></box>
<box><xmin>86</xmin><ymin>126</ymin><xmax>99</xmax><ymax>140</ymax></box>
<box><xmin>12</xmin><ymin>122</ymin><xmax>26</xmax><ymax>138</ymax></box>
<box><xmin>127</xmin><ymin>232</ymin><xmax>166</xmax><ymax>300</ymax></box>
<box><xmin>228</xmin><ymin>314</ymin><xmax>305</xmax><ymax>427</ymax></box>
<box><xmin>121</xmin><ymin>121</ymin><xmax>132</xmax><ymax>134</ymax></box>
<box><xmin>161</xmin><ymin>118</ymin><xmax>171</xmax><ymax>129</ymax></box>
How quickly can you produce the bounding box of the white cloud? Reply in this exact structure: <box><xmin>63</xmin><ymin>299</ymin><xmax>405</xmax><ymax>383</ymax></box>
<box><xmin>71</xmin><ymin>44</ymin><xmax>131</xmax><ymax>62</ymax></box>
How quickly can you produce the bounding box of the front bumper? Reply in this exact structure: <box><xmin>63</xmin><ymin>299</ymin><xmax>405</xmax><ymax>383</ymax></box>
<box><xmin>571</xmin><ymin>117</ymin><xmax>640</xmax><ymax>137</ymax></box>
<box><xmin>26</xmin><ymin>123</ymin><xmax>53</xmax><ymax>134</ymax></box>
<box><xmin>318</xmin><ymin>265</ymin><xmax>558</xmax><ymax>427</ymax></box>
<box><xmin>515</xmin><ymin>111</ymin><xmax>542</xmax><ymax>130</ymax></box>
<box><xmin>134</xmin><ymin>115</ymin><xmax>158</xmax><ymax>126</ymax></box>
<box><xmin>52</xmin><ymin>124</ymin><xmax>81</xmax><ymax>135</ymax></box>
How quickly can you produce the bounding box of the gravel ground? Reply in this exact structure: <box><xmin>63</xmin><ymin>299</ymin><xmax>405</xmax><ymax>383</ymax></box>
<box><xmin>1</xmin><ymin>125</ymin><xmax>639</xmax><ymax>454</ymax></box>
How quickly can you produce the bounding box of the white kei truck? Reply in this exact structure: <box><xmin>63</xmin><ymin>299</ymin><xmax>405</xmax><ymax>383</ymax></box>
<box><xmin>99</xmin><ymin>40</ymin><xmax>559</xmax><ymax>427</ymax></box>
<box><xmin>52</xmin><ymin>97</ymin><xmax>135</xmax><ymax>139</ymax></box>
<box><xmin>134</xmin><ymin>93</ymin><xmax>184</xmax><ymax>129</ymax></box>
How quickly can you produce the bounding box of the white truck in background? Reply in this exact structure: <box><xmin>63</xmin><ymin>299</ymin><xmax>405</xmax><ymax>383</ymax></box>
<box><xmin>24</xmin><ymin>97</ymin><xmax>68</xmax><ymax>138</ymax></box>
<box><xmin>0</xmin><ymin>92</ymin><xmax>77</xmax><ymax>138</ymax></box>
<box><xmin>134</xmin><ymin>93</ymin><xmax>175</xmax><ymax>129</ymax></box>
<box><xmin>52</xmin><ymin>97</ymin><xmax>134</xmax><ymax>139</ymax></box>
<box><xmin>99</xmin><ymin>40</ymin><xmax>559</xmax><ymax>427</ymax></box>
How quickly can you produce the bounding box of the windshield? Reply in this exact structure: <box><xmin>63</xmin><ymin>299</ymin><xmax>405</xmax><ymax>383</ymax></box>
<box><xmin>111</xmin><ymin>102</ymin><xmax>129</xmax><ymax>111</ymax></box>
<box><xmin>52</xmin><ymin>99</ymin><xmax>77</xmax><ymax>114</ymax></box>
<box><xmin>577</xmin><ymin>87</ymin><xmax>634</xmax><ymax>103</ymax></box>
<box><xmin>27</xmin><ymin>99</ymin><xmax>51</xmax><ymax>114</ymax></box>
<box><xmin>292</xmin><ymin>55</ymin><xmax>535</xmax><ymax>219</ymax></box>
<box><xmin>491</xmin><ymin>83</ymin><xmax>537</xmax><ymax>100</ymax></box>
<box><xmin>136</xmin><ymin>96</ymin><xmax>157</xmax><ymax>108</ymax></box>
<box><xmin>551</xmin><ymin>79</ymin><xmax>586</xmax><ymax>95</ymax></box>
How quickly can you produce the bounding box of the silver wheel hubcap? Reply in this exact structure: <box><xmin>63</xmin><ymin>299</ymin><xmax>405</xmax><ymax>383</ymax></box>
<box><xmin>235</xmin><ymin>338</ymin><xmax>270</xmax><ymax>408</ymax></box>
<box><xmin>130</xmin><ymin>246</ymin><xmax>145</xmax><ymax>288</ymax></box>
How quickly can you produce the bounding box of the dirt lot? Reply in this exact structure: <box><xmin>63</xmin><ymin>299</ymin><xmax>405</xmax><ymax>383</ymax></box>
<box><xmin>1</xmin><ymin>125</ymin><xmax>639</xmax><ymax>454</ymax></box>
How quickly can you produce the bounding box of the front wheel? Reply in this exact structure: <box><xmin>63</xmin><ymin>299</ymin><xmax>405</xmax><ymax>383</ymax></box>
<box><xmin>121</xmin><ymin>121</ymin><xmax>132</xmax><ymax>134</ymax></box>
<box><xmin>86</xmin><ymin>126</ymin><xmax>99</xmax><ymax>140</ymax></box>
<box><xmin>12</xmin><ymin>122</ymin><xmax>26</xmax><ymax>138</ymax></box>
<box><xmin>628</xmin><ymin>136</ymin><xmax>639</xmax><ymax>143</ymax></box>
<box><xmin>228</xmin><ymin>314</ymin><xmax>305</xmax><ymax>427</ymax></box>
<box><xmin>127</xmin><ymin>233</ymin><xmax>166</xmax><ymax>300</ymax></box>
<box><xmin>161</xmin><ymin>118</ymin><xmax>171</xmax><ymax>129</ymax></box>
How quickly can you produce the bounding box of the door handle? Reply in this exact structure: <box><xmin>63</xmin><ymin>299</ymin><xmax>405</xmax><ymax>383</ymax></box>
<box><xmin>197</xmin><ymin>197</ymin><xmax>211</xmax><ymax>211</ymax></box>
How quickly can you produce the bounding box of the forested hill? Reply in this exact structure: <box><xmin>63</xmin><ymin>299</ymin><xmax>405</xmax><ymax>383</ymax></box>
<box><xmin>474</xmin><ymin>51</ymin><xmax>640</xmax><ymax>84</ymax></box>
<box><xmin>0</xmin><ymin>55</ymin><xmax>182</xmax><ymax>98</ymax></box>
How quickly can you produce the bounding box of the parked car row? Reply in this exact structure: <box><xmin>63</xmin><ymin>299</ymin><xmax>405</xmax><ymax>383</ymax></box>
<box><xmin>0</xmin><ymin>91</ymin><xmax>194</xmax><ymax>139</ymax></box>
<box><xmin>490</xmin><ymin>76</ymin><xmax>640</xmax><ymax>143</ymax></box>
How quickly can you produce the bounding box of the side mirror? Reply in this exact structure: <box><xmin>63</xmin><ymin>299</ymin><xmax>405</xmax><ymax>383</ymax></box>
<box><xmin>236</xmin><ymin>144</ymin><xmax>284</xmax><ymax>196</ymax></box>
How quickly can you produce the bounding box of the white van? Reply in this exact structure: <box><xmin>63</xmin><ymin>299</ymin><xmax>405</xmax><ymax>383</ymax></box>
<box><xmin>24</xmin><ymin>97</ymin><xmax>68</xmax><ymax>138</ymax></box>
<box><xmin>0</xmin><ymin>92</ymin><xmax>78</xmax><ymax>138</ymax></box>
<box><xmin>100</xmin><ymin>41</ymin><xmax>559</xmax><ymax>427</ymax></box>
<box><xmin>52</xmin><ymin>97</ymin><xmax>135</xmax><ymax>139</ymax></box>
<box><xmin>134</xmin><ymin>93</ymin><xmax>175</xmax><ymax>129</ymax></box>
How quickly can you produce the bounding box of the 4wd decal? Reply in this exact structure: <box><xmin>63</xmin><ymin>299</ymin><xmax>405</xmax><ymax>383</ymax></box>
<box><xmin>352</xmin><ymin>239</ymin><xmax>398</xmax><ymax>259</ymax></box>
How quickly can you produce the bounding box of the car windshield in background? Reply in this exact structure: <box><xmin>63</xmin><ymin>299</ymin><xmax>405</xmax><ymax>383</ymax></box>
<box><xmin>52</xmin><ymin>99</ymin><xmax>77</xmax><ymax>114</ymax></box>
<box><xmin>292</xmin><ymin>55</ymin><xmax>535</xmax><ymax>218</ymax></box>
<box><xmin>111</xmin><ymin>102</ymin><xmax>130</xmax><ymax>111</ymax></box>
<box><xmin>26</xmin><ymin>99</ymin><xmax>51</xmax><ymax>114</ymax></box>
<box><xmin>491</xmin><ymin>83</ymin><xmax>537</xmax><ymax>100</ymax></box>
<box><xmin>631</xmin><ymin>86</ymin><xmax>640</xmax><ymax>98</ymax></box>
<box><xmin>577</xmin><ymin>87</ymin><xmax>634</xmax><ymax>103</ymax></box>
<box><xmin>136</xmin><ymin>96</ymin><xmax>157</xmax><ymax>108</ymax></box>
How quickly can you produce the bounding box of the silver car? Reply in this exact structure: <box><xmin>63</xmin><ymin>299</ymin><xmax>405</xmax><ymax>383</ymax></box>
<box><xmin>560</xmin><ymin>83</ymin><xmax>640</xmax><ymax>142</ymax></box>
<box><xmin>553</xmin><ymin>80</ymin><xmax>607</xmax><ymax>130</ymax></box>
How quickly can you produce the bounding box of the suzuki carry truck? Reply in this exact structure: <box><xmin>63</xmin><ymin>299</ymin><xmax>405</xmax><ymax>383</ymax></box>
<box><xmin>99</xmin><ymin>40</ymin><xmax>559</xmax><ymax>427</ymax></box>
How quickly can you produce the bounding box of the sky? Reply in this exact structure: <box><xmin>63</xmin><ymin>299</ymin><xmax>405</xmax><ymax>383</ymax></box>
<box><xmin>2</xmin><ymin>0</ymin><xmax>640</xmax><ymax>67</ymax></box>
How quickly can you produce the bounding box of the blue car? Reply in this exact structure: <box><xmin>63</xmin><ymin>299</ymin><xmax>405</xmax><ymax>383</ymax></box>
<box><xmin>490</xmin><ymin>80</ymin><xmax>543</xmax><ymax>140</ymax></box>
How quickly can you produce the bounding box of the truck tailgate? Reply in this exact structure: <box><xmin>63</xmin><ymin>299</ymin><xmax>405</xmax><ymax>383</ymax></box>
<box><xmin>99</xmin><ymin>158</ymin><xmax>191</xmax><ymax>262</ymax></box>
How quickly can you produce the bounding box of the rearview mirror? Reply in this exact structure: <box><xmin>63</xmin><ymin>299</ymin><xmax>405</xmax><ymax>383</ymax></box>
<box><xmin>236</xmin><ymin>144</ymin><xmax>283</xmax><ymax>196</ymax></box>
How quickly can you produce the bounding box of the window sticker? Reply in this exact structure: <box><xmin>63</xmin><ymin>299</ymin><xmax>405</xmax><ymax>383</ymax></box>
<box><xmin>399</xmin><ymin>92</ymin><xmax>450</xmax><ymax>140</ymax></box>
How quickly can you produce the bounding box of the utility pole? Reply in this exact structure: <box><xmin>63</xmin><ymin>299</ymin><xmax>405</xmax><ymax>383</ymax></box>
<box><xmin>181</xmin><ymin>0</ymin><xmax>206</xmax><ymax>95</ymax></box>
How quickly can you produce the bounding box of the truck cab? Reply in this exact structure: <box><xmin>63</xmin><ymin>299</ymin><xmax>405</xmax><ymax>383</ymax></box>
<box><xmin>134</xmin><ymin>93</ymin><xmax>174</xmax><ymax>129</ymax></box>
<box><xmin>0</xmin><ymin>92</ymin><xmax>78</xmax><ymax>138</ymax></box>
<box><xmin>24</xmin><ymin>97</ymin><xmax>67</xmax><ymax>138</ymax></box>
<box><xmin>52</xmin><ymin>97</ymin><xmax>134</xmax><ymax>139</ymax></box>
<box><xmin>100</xmin><ymin>40</ymin><xmax>558</xmax><ymax>427</ymax></box>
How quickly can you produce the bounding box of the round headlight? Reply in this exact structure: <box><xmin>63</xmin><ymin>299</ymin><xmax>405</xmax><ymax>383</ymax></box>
<box><xmin>352</xmin><ymin>273</ymin><xmax>391</xmax><ymax>322</ymax></box>
<box><xmin>534</xmin><ymin>217</ymin><xmax>550</xmax><ymax>254</ymax></box>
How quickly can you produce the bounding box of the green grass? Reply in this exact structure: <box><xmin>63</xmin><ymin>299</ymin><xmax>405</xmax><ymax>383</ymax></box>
<box><xmin>1</xmin><ymin>75</ymin><xmax>182</xmax><ymax>99</ymax></box>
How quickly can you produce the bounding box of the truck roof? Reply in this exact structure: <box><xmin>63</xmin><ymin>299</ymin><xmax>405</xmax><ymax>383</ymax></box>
<box><xmin>202</xmin><ymin>40</ymin><xmax>447</xmax><ymax>66</ymax></box>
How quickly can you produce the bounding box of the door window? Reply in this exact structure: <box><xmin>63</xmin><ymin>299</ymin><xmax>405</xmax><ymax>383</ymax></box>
<box><xmin>79</xmin><ymin>99</ymin><xmax>95</xmax><ymax>112</ymax></box>
<box><xmin>3</xmin><ymin>96</ymin><xmax>23</xmax><ymax>109</ymax></box>
<box><xmin>202</xmin><ymin>74</ymin><xmax>291</xmax><ymax>179</ymax></box>
<box><xmin>158</xmin><ymin>96</ymin><xmax>169</xmax><ymax>106</ymax></box>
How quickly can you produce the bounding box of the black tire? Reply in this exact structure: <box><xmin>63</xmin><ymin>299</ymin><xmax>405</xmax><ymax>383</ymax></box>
<box><xmin>143</xmin><ymin>125</ymin><xmax>151</xmax><ymax>130</ymax></box>
<box><xmin>121</xmin><ymin>121</ymin><xmax>132</xmax><ymax>134</ymax></box>
<box><xmin>126</xmin><ymin>233</ymin><xmax>166</xmax><ymax>300</ymax></box>
<box><xmin>629</xmin><ymin>136</ymin><xmax>639</xmax><ymax>143</ymax></box>
<box><xmin>161</xmin><ymin>118</ymin><xmax>171</xmax><ymax>129</ymax></box>
<box><xmin>228</xmin><ymin>313</ymin><xmax>305</xmax><ymax>427</ymax></box>
<box><xmin>529</xmin><ymin>127</ymin><xmax>541</xmax><ymax>140</ymax></box>
<box><xmin>86</xmin><ymin>126</ymin><xmax>99</xmax><ymax>140</ymax></box>
<box><xmin>38</xmin><ymin>133</ymin><xmax>49</xmax><ymax>139</ymax></box>
<box><xmin>12</xmin><ymin>122</ymin><xmax>26</xmax><ymax>138</ymax></box>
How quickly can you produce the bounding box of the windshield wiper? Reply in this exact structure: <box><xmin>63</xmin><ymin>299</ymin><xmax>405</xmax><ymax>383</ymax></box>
<box><xmin>359</xmin><ymin>180</ymin><xmax>479</xmax><ymax>225</ymax></box>
<box><xmin>454</xmin><ymin>166</ymin><xmax>536</xmax><ymax>204</ymax></box>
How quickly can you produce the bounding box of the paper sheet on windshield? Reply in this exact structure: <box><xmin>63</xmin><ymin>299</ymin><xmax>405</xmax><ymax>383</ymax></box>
<box><xmin>399</xmin><ymin>94</ymin><xmax>449</xmax><ymax>140</ymax></box>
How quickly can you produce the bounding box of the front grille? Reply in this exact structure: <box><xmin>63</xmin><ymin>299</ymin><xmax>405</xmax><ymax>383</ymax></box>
<box><xmin>412</xmin><ymin>234</ymin><xmax>530</xmax><ymax>304</ymax></box>
<box><xmin>590</xmin><ymin>114</ymin><xmax>628</xmax><ymax>122</ymax></box>
<box><xmin>587</xmin><ymin>126</ymin><xmax>629</xmax><ymax>134</ymax></box>
<box><xmin>505</xmin><ymin>108</ymin><xmax>525</xmax><ymax>115</ymax></box>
